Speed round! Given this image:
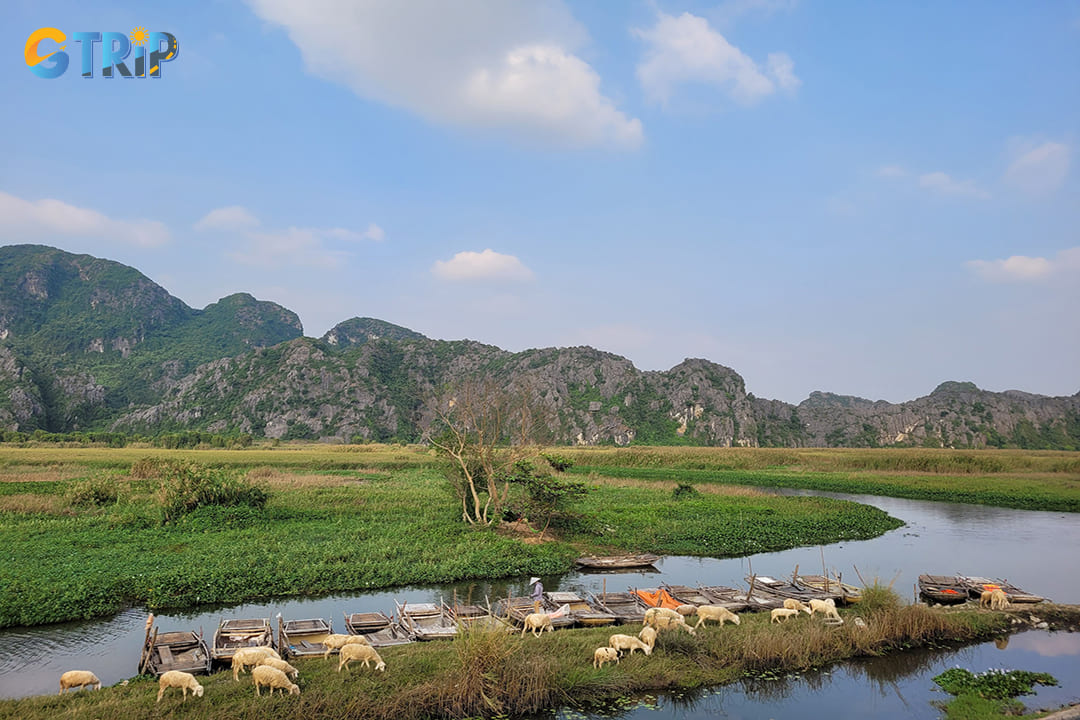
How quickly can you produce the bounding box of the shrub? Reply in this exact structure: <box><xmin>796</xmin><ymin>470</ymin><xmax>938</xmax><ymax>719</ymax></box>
<box><xmin>540</xmin><ymin>452</ymin><xmax>574</xmax><ymax>472</ymax></box>
<box><xmin>68</xmin><ymin>477</ymin><xmax>119</xmax><ymax>507</ymax></box>
<box><xmin>856</xmin><ymin>582</ymin><xmax>902</xmax><ymax>615</ymax></box>
<box><xmin>672</xmin><ymin>482</ymin><xmax>698</xmax><ymax>500</ymax></box>
<box><xmin>158</xmin><ymin>461</ymin><xmax>269</xmax><ymax>524</ymax></box>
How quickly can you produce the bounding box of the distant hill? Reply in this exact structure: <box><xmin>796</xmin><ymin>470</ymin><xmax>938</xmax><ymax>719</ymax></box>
<box><xmin>2</xmin><ymin>244</ymin><xmax>1078</xmax><ymax>448</ymax></box>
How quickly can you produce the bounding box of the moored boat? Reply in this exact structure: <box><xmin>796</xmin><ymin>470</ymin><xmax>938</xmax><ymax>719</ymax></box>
<box><xmin>795</xmin><ymin>574</ymin><xmax>862</xmax><ymax>604</ymax></box>
<box><xmin>140</xmin><ymin>627</ymin><xmax>211</xmax><ymax>677</ymax></box>
<box><xmin>589</xmin><ymin>591</ymin><xmax>649</xmax><ymax>624</ymax></box>
<box><xmin>278</xmin><ymin>617</ymin><xmax>333</xmax><ymax>658</ymax></box>
<box><xmin>696</xmin><ymin>585</ymin><xmax>750</xmax><ymax>612</ymax></box>
<box><xmin>958</xmin><ymin>576</ymin><xmax>1047</xmax><ymax>604</ymax></box>
<box><xmin>575</xmin><ymin>553</ymin><xmax>661</xmax><ymax>570</ymax></box>
<box><xmin>632</xmin><ymin>587</ymin><xmax>684</xmax><ymax>610</ymax></box>
<box><xmin>493</xmin><ymin>595</ymin><xmax>575</xmax><ymax>630</ymax></box>
<box><xmin>396</xmin><ymin>601</ymin><xmax>458</xmax><ymax>640</ymax></box>
<box><xmin>211</xmin><ymin>618</ymin><xmax>274</xmax><ymax>663</ymax></box>
<box><xmin>917</xmin><ymin>574</ymin><xmax>968</xmax><ymax>605</ymax></box>
<box><xmin>662</xmin><ymin>584</ymin><xmax>715</xmax><ymax>607</ymax></box>
<box><xmin>544</xmin><ymin>591</ymin><xmax>617</xmax><ymax>627</ymax></box>
<box><xmin>343</xmin><ymin>610</ymin><xmax>414</xmax><ymax>647</ymax></box>
<box><xmin>746</xmin><ymin>575</ymin><xmax>844</xmax><ymax>604</ymax></box>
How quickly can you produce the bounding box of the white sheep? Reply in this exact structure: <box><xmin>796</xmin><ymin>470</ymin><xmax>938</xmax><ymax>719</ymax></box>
<box><xmin>521</xmin><ymin>612</ymin><xmax>553</xmax><ymax>638</ymax></box>
<box><xmin>337</xmin><ymin>643</ymin><xmax>386</xmax><ymax>672</ymax></box>
<box><xmin>593</xmin><ymin>647</ymin><xmax>619</xmax><ymax>669</ymax></box>
<box><xmin>252</xmin><ymin>665</ymin><xmax>300</xmax><ymax>696</ymax></box>
<box><xmin>156</xmin><ymin>671</ymin><xmax>204</xmax><ymax>703</ymax></box>
<box><xmin>643</xmin><ymin>607</ymin><xmax>683</xmax><ymax>626</ymax></box>
<box><xmin>646</xmin><ymin>610</ymin><xmax>697</xmax><ymax>636</ymax></box>
<box><xmin>58</xmin><ymin>670</ymin><xmax>100</xmax><ymax>694</ymax></box>
<box><xmin>321</xmin><ymin>633</ymin><xmax>370</xmax><ymax>658</ymax></box>
<box><xmin>675</xmin><ymin>604</ymin><xmax>697</xmax><ymax>616</ymax></box>
<box><xmin>784</xmin><ymin>598</ymin><xmax>812</xmax><ymax>615</ymax></box>
<box><xmin>771</xmin><ymin>607</ymin><xmax>800</xmax><ymax>623</ymax></box>
<box><xmin>808</xmin><ymin>598</ymin><xmax>843</xmax><ymax>623</ymax></box>
<box><xmin>980</xmin><ymin>589</ymin><xmax>1009</xmax><ymax>611</ymax></box>
<box><xmin>693</xmin><ymin>605</ymin><xmax>741</xmax><ymax>629</ymax></box>
<box><xmin>232</xmin><ymin>646</ymin><xmax>281</xmax><ymax>681</ymax></box>
<box><xmin>638</xmin><ymin>625</ymin><xmax>657</xmax><ymax>649</ymax></box>
<box><xmin>256</xmin><ymin>656</ymin><xmax>299</xmax><ymax>680</ymax></box>
<box><xmin>608</xmin><ymin>633</ymin><xmax>653</xmax><ymax>657</ymax></box>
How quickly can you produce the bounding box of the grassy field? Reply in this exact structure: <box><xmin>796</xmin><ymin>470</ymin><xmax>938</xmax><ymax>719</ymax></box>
<box><xmin>0</xmin><ymin>447</ymin><xmax>902</xmax><ymax>628</ymax></box>
<box><xmin>0</xmin><ymin>595</ymin><xmax>1022</xmax><ymax>720</ymax></box>
<box><xmin>561</xmin><ymin>447</ymin><xmax>1080</xmax><ymax>512</ymax></box>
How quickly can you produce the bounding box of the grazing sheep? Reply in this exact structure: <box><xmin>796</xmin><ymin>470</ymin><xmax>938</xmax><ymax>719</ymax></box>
<box><xmin>808</xmin><ymin>598</ymin><xmax>843</xmax><ymax>623</ymax></box>
<box><xmin>252</xmin><ymin>665</ymin><xmax>300</xmax><ymax>696</ymax></box>
<box><xmin>646</xmin><ymin>611</ymin><xmax>697</xmax><ymax>636</ymax></box>
<box><xmin>675</xmin><ymin>604</ymin><xmax>697</xmax><ymax>616</ymax></box>
<box><xmin>256</xmin><ymin>656</ymin><xmax>299</xmax><ymax>680</ymax></box>
<box><xmin>58</xmin><ymin>670</ymin><xmax>100</xmax><ymax>694</ymax></box>
<box><xmin>693</xmin><ymin>605</ymin><xmax>741</xmax><ymax>629</ymax></box>
<box><xmin>321</xmin><ymin>633</ymin><xmax>370</xmax><ymax>658</ymax></box>
<box><xmin>608</xmin><ymin>633</ymin><xmax>653</xmax><ymax>657</ymax></box>
<box><xmin>638</xmin><ymin>625</ymin><xmax>657</xmax><ymax>649</ymax></box>
<box><xmin>643</xmin><ymin>607</ymin><xmax>683</xmax><ymax>626</ymax></box>
<box><xmin>979</xmin><ymin>588</ymin><xmax>1009</xmax><ymax>611</ymax></box>
<box><xmin>521</xmin><ymin>612</ymin><xmax>554</xmax><ymax>638</ymax></box>
<box><xmin>784</xmin><ymin>598</ymin><xmax>812</xmax><ymax>615</ymax></box>
<box><xmin>771</xmin><ymin>607</ymin><xmax>800</xmax><ymax>623</ymax></box>
<box><xmin>593</xmin><ymin>647</ymin><xmax>619</xmax><ymax>669</ymax></box>
<box><xmin>337</xmin><ymin>643</ymin><xmax>386</xmax><ymax>672</ymax></box>
<box><xmin>156</xmin><ymin>671</ymin><xmax>204</xmax><ymax>703</ymax></box>
<box><xmin>232</xmin><ymin>646</ymin><xmax>281</xmax><ymax>681</ymax></box>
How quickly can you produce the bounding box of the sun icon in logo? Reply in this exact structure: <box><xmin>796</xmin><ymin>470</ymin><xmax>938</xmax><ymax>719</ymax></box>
<box><xmin>129</xmin><ymin>27</ymin><xmax>149</xmax><ymax>46</ymax></box>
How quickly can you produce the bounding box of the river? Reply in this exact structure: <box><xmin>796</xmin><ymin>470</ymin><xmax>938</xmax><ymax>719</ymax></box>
<box><xmin>1</xmin><ymin>489</ymin><xmax>1078</xmax><ymax>714</ymax></box>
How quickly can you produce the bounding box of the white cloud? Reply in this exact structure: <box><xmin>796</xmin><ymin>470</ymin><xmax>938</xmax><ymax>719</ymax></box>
<box><xmin>432</xmin><ymin>249</ymin><xmax>534</xmax><ymax>282</ymax></box>
<box><xmin>1003</xmin><ymin>140</ymin><xmax>1071</xmax><ymax>196</ymax></box>
<box><xmin>918</xmin><ymin>171</ymin><xmax>988</xmax><ymax>199</ymax></box>
<box><xmin>244</xmin><ymin>0</ymin><xmax>641</xmax><ymax>149</ymax></box>
<box><xmin>876</xmin><ymin>165</ymin><xmax>906</xmax><ymax>178</ymax></box>
<box><xmin>967</xmin><ymin>246</ymin><xmax>1080</xmax><ymax>283</ymax></box>
<box><xmin>634</xmin><ymin>11</ymin><xmax>797</xmax><ymax>106</ymax></box>
<box><xmin>0</xmin><ymin>190</ymin><xmax>169</xmax><ymax>247</ymax></box>
<box><xmin>194</xmin><ymin>205</ymin><xmax>260</xmax><ymax>231</ymax></box>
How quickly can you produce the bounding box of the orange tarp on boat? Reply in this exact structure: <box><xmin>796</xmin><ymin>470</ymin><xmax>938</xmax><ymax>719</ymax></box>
<box><xmin>634</xmin><ymin>588</ymin><xmax>682</xmax><ymax>609</ymax></box>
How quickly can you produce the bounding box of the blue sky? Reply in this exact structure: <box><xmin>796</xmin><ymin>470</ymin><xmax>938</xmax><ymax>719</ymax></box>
<box><xmin>2</xmin><ymin>0</ymin><xmax>1078</xmax><ymax>404</ymax></box>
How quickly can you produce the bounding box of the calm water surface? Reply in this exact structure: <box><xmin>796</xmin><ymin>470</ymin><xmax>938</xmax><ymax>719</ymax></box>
<box><xmin>1</xmin><ymin>490</ymin><xmax>1078</xmax><ymax>707</ymax></box>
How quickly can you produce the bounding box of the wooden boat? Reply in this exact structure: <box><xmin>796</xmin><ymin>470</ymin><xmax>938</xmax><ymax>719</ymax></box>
<box><xmin>447</xmin><ymin>601</ymin><xmax>515</xmax><ymax>633</ymax></box>
<box><xmin>795</xmin><ymin>574</ymin><xmax>862</xmax><ymax>604</ymax></box>
<box><xmin>139</xmin><ymin>628</ymin><xmax>211</xmax><ymax>676</ymax></box>
<box><xmin>343</xmin><ymin>611</ymin><xmax>414</xmax><ymax>647</ymax></box>
<box><xmin>575</xmin><ymin>553</ymin><xmax>661</xmax><ymax>570</ymax></box>
<box><xmin>958</xmin><ymin>576</ymin><xmax>1047</xmax><ymax>604</ymax></box>
<box><xmin>589</xmin><ymin>591</ymin><xmax>649</xmax><ymax>624</ymax></box>
<box><xmin>917</xmin><ymin>575</ymin><xmax>968</xmax><ymax>605</ymax></box>
<box><xmin>746</xmin><ymin>575</ymin><xmax>845</xmax><ymax>604</ymax></box>
<box><xmin>696</xmin><ymin>586</ymin><xmax>750</xmax><ymax>612</ymax></box>
<box><xmin>493</xmin><ymin>596</ymin><xmax>574</xmax><ymax>630</ymax></box>
<box><xmin>211</xmin><ymin>618</ymin><xmax>274</xmax><ymax>662</ymax></box>
<box><xmin>662</xmin><ymin>584</ymin><xmax>715</xmax><ymax>607</ymax></box>
<box><xmin>395</xmin><ymin>601</ymin><xmax>458</xmax><ymax>640</ymax></box>
<box><xmin>632</xmin><ymin>587</ymin><xmax>684</xmax><ymax>610</ymax></box>
<box><xmin>544</xmin><ymin>591</ymin><xmax>617</xmax><ymax>627</ymax></box>
<box><xmin>278</xmin><ymin>617</ymin><xmax>333</xmax><ymax>658</ymax></box>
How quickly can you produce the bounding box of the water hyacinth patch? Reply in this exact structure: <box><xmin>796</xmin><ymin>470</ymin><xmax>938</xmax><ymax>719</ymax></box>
<box><xmin>933</xmin><ymin>667</ymin><xmax>1058</xmax><ymax>699</ymax></box>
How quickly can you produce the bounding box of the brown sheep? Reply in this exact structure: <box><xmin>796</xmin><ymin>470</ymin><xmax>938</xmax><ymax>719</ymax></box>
<box><xmin>58</xmin><ymin>670</ymin><xmax>100</xmax><ymax>694</ymax></box>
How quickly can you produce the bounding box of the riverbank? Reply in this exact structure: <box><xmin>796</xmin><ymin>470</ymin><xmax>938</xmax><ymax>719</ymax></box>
<box><xmin>2</xmin><ymin>599</ymin><xmax>1060</xmax><ymax>720</ymax></box>
<box><xmin>0</xmin><ymin>450</ymin><xmax>901</xmax><ymax>628</ymax></box>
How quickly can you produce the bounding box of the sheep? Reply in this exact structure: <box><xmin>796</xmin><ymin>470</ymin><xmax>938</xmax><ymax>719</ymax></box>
<box><xmin>646</xmin><ymin>610</ymin><xmax>697</xmax><ymax>636</ymax></box>
<box><xmin>784</xmin><ymin>598</ymin><xmax>812</xmax><ymax>615</ymax></box>
<box><xmin>693</xmin><ymin>605</ymin><xmax>741</xmax><ymax>629</ymax></box>
<box><xmin>58</xmin><ymin>670</ymin><xmax>100</xmax><ymax>694</ymax></box>
<box><xmin>252</xmin><ymin>665</ymin><xmax>300</xmax><ymax>696</ymax></box>
<box><xmin>675</xmin><ymin>604</ymin><xmax>697</xmax><ymax>616</ymax></box>
<box><xmin>593</xmin><ymin>647</ymin><xmax>619</xmax><ymax>669</ymax></box>
<box><xmin>771</xmin><ymin>607</ymin><xmax>800</xmax><ymax>623</ymax></box>
<box><xmin>980</xmin><ymin>588</ymin><xmax>1009</xmax><ymax>611</ymax></box>
<box><xmin>232</xmin><ymin>646</ymin><xmax>281</xmax><ymax>681</ymax></box>
<box><xmin>521</xmin><ymin>612</ymin><xmax>554</xmax><ymax>638</ymax></box>
<box><xmin>608</xmin><ymin>633</ymin><xmax>653</xmax><ymax>657</ymax></box>
<box><xmin>256</xmin><ymin>656</ymin><xmax>299</xmax><ymax>680</ymax></box>
<box><xmin>337</xmin><ymin>643</ymin><xmax>386</xmax><ymax>672</ymax></box>
<box><xmin>643</xmin><ymin>607</ymin><xmax>683</xmax><ymax>626</ymax></box>
<box><xmin>156</xmin><ymin>671</ymin><xmax>204</xmax><ymax>703</ymax></box>
<box><xmin>321</xmin><ymin>633</ymin><xmax>370</xmax><ymax>658</ymax></box>
<box><xmin>638</xmin><ymin>625</ymin><xmax>657</xmax><ymax>649</ymax></box>
<box><xmin>808</xmin><ymin>598</ymin><xmax>843</xmax><ymax>623</ymax></box>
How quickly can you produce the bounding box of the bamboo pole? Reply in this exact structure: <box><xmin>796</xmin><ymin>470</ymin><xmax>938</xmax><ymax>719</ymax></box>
<box><xmin>821</xmin><ymin>546</ymin><xmax>830</xmax><ymax>593</ymax></box>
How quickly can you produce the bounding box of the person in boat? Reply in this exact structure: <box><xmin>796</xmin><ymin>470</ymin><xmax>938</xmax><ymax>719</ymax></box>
<box><xmin>530</xmin><ymin>577</ymin><xmax>543</xmax><ymax>613</ymax></box>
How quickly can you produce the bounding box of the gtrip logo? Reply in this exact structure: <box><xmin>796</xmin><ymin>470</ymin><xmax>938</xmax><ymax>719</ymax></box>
<box><xmin>25</xmin><ymin>27</ymin><xmax>179</xmax><ymax>79</ymax></box>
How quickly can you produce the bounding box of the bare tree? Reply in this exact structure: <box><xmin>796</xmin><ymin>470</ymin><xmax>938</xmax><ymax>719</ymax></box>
<box><xmin>428</xmin><ymin>377</ymin><xmax>543</xmax><ymax>525</ymax></box>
